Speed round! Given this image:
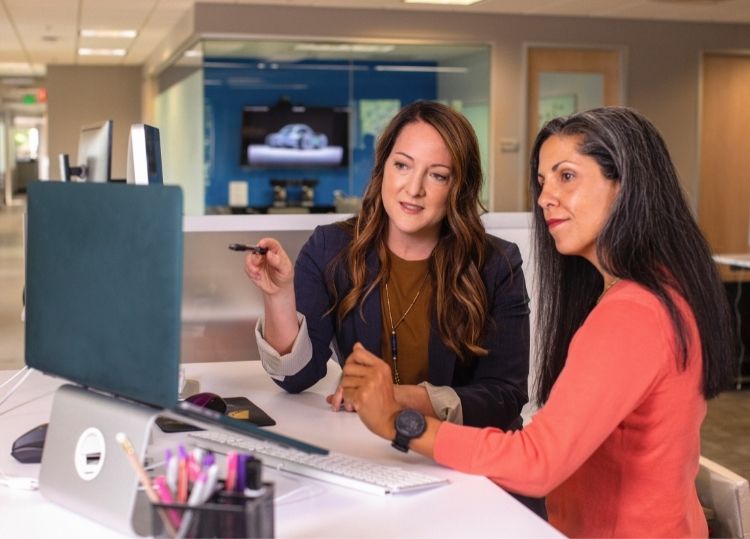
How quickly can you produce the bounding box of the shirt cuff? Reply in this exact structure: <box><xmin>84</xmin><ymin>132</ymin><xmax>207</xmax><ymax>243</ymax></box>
<box><xmin>418</xmin><ymin>382</ymin><xmax>463</xmax><ymax>424</ymax></box>
<box><xmin>255</xmin><ymin>313</ymin><xmax>313</xmax><ymax>381</ymax></box>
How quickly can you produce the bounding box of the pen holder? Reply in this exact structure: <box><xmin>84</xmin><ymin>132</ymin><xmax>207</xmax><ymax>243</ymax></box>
<box><xmin>151</xmin><ymin>483</ymin><xmax>274</xmax><ymax>538</ymax></box>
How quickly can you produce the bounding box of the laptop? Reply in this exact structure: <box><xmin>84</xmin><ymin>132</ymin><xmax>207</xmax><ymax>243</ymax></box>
<box><xmin>26</xmin><ymin>181</ymin><xmax>183</xmax><ymax>407</ymax></box>
<box><xmin>25</xmin><ymin>181</ymin><xmax>327</xmax><ymax>449</ymax></box>
<box><xmin>25</xmin><ymin>182</ymin><xmax>327</xmax><ymax>534</ymax></box>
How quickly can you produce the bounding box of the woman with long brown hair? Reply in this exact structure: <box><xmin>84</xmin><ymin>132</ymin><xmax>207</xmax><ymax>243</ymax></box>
<box><xmin>245</xmin><ymin>100</ymin><xmax>531</xmax><ymax>449</ymax></box>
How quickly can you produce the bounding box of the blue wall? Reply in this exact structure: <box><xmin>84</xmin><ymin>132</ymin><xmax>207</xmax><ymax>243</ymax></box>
<box><xmin>203</xmin><ymin>58</ymin><xmax>436</xmax><ymax>209</ymax></box>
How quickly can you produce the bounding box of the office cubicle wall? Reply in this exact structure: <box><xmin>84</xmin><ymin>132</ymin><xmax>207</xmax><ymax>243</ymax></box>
<box><xmin>181</xmin><ymin>214</ymin><xmax>344</xmax><ymax>364</ymax></box>
<box><xmin>182</xmin><ymin>213</ymin><xmax>535</xmax><ymax>374</ymax></box>
<box><xmin>481</xmin><ymin>213</ymin><xmax>538</xmax><ymax>415</ymax></box>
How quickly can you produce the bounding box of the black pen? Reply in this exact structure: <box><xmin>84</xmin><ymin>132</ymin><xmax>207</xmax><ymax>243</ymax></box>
<box><xmin>228</xmin><ymin>243</ymin><xmax>268</xmax><ymax>254</ymax></box>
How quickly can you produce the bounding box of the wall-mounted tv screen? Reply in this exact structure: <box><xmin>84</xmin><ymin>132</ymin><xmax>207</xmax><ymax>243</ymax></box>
<box><xmin>241</xmin><ymin>105</ymin><xmax>349</xmax><ymax>168</ymax></box>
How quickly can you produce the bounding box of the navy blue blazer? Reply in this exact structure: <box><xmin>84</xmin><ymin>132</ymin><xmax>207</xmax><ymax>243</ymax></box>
<box><xmin>277</xmin><ymin>223</ymin><xmax>531</xmax><ymax>430</ymax></box>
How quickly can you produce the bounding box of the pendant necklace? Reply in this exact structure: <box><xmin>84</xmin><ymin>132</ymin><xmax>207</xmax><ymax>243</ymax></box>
<box><xmin>597</xmin><ymin>277</ymin><xmax>621</xmax><ymax>304</ymax></box>
<box><xmin>384</xmin><ymin>272</ymin><xmax>429</xmax><ymax>384</ymax></box>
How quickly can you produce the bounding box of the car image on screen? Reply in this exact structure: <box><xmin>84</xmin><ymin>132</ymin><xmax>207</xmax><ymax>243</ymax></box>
<box><xmin>265</xmin><ymin>124</ymin><xmax>328</xmax><ymax>150</ymax></box>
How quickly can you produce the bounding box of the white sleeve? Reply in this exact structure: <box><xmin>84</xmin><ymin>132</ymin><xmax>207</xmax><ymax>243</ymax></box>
<box><xmin>418</xmin><ymin>382</ymin><xmax>463</xmax><ymax>424</ymax></box>
<box><xmin>255</xmin><ymin>313</ymin><xmax>314</xmax><ymax>381</ymax></box>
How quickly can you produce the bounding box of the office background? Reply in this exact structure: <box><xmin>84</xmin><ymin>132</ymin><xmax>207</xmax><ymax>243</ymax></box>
<box><xmin>1</xmin><ymin>0</ymin><xmax>749</xmax><ymax>480</ymax></box>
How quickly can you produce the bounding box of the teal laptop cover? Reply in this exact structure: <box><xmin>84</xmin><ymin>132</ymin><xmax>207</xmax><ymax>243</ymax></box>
<box><xmin>25</xmin><ymin>182</ymin><xmax>183</xmax><ymax>409</ymax></box>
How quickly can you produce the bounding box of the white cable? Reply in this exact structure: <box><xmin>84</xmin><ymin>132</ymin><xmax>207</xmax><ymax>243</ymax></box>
<box><xmin>0</xmin><ymin>367</ymin><xmax>33</xmax><ymax>410</ymax></box>
<box><xmin>0</xmin><ymin>368</ymin><xmax>40</xmax><ymax>492</ymax></box>
<box><xmin>0</xmin><ymin>365</ymin><xmax>28</xmax><ymax>390</ymax></box>
<box><xmin>0</xmin><ymin>471</ymin><xmax>39</xmax><ymax>491</ymax></box>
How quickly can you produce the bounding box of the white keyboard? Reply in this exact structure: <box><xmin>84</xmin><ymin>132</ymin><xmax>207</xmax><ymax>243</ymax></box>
<box><xmin>188</xmin><ymin>429</ymin><xmax>449</xmax><ymax>495</ymax></box>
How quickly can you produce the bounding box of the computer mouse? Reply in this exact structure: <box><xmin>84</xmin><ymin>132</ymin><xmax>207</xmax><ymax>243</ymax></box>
<box><xmin>186</xmin><ymin>392</ymin><xmax>227</xmax><ymax>413</ymax></box>
<box><xmin>11</xmin><ymin>422</ymin><xmax>48</xmax><ymax>464</ymax></box>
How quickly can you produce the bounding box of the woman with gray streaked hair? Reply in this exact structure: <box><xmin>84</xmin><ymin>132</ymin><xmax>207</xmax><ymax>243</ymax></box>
<box><xmin>342</xmin><ymin>106</ymin><xmax>735</xmax><ymax>537</ymax></box>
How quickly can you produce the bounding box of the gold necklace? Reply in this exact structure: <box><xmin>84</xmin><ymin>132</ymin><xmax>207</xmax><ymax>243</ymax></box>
<box><xmin>597</xmin><ymin>277</ymin><xmax>621</xmax><ymax>304</ymax></box>
<box><xmin>384</xmin><ymin>272</ymin><xmax>429</xmax><ymax>385</ymax></box>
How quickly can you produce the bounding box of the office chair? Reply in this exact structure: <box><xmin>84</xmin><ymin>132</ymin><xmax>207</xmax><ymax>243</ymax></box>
<box><xmin>696</xmin><ymin>456</ymin><xmax>750</xmax><ymax>538</ymax></box>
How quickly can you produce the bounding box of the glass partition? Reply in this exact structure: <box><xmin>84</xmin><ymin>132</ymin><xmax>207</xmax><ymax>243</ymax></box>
<box><xmin>157</xmin><ymin>39</ymin><xmax>489</xmax><ymax>215</ymax></box>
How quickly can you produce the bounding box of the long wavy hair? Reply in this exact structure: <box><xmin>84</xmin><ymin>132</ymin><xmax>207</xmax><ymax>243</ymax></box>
<box><xmin>530</xmin><ymin>106</ymin><xmax>734</xmax><ymax>405</ymax></box>
<box><xmin>329</xmin><ymin>100</ymin><xmax>490</xmax><ymax>358</ymax></box>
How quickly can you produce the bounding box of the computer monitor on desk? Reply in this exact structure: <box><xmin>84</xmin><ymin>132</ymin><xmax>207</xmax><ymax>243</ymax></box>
<box><xmin>58</xmin><ymin>120</ymin><xmax>112</xmax><ymax>182</ymax></box>
<box><xmin>25</xmin><ymin>182</ymin><xmax>329</xmax><ymax>452</ymax></box>
<box><xmin>25</xmin><ymin>181</ymin><xmax>183</xmax><ymax>407</ymax></box>
<box><xmin>126</xmin><ymin>123</ymin><xmax>163</xmax><ymax>185</ymax></box>
<box><xmin>24</xmin><ymin>183</ymin><xmax>326</xmax><ymax>536</ymax></box>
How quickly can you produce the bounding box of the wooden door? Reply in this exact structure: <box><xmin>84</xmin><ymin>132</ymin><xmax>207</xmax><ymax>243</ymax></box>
<box><xmin>526</xmin><ymin>47</ymin><xmax>622</xmax><ymax>208</ymax></box>
<box><xmin>699</xmin><ymin>53</ymin><xmax>750</xmax><ymax>282</ymax></box>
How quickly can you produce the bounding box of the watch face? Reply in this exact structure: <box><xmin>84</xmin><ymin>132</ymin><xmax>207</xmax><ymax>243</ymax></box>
<box><xmin>395</xmin><ymin>409</ymin><xmax>425</xmax><ymax>437</ymax></box>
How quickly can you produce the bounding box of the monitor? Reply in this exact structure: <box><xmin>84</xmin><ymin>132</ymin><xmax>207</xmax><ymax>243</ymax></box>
<box><xmin>25</xmin><ymin>182</ymin><xmax>328</xmax><ymax>454</ymax></box>
<box><xmin>241</xmin><ymin>105</ymin><xmax>349</xmax><ymax>168</ymax></box>
<box><xmin>126</xmin><ymin>123</ymin><xmax>163</xmax><ymax>185</ymax></box>
<box><xmin>25</xmin><ymin>181</ymin><xmax>183</xmax><ymax>408</ymax></box>
<box><xmin>58</xmin><ymin>120</ymin><xmax>113</xmax><ymax>182</ymax></box>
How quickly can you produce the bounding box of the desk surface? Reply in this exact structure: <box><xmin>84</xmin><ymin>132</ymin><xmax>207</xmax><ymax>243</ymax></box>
<box><xmin>713</xmin><ymin>253</ymin><xmax>750</xmax><ymax>269</ymax></box>
<box><xmin>0</xmin><ymin>362</ymin><xmax>559</xmax><ymax>538</ymax></box>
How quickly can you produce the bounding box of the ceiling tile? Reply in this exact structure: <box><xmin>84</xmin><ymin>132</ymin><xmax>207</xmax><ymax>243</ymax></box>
<box><xmin>0</xmin><ymin>0</ymin><xmax>749</xmax><ymax>71</ymax></box>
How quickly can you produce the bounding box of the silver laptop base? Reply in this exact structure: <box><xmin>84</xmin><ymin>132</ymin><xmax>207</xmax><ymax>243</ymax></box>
<box><xmin>39</xmin><ymin>384</ymin><xmax>159</xmax><ymax>536</ymax></box>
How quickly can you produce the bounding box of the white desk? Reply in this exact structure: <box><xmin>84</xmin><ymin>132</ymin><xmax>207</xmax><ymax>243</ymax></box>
<box><xmin>0</xmin><ymin>362</ymin><xmax>560</xmax><ymax>538</ymax></box>
<box><xmin>713</xmin><ymin>253</ymin><xmax>750</xmax><ymax>270</ymax></box>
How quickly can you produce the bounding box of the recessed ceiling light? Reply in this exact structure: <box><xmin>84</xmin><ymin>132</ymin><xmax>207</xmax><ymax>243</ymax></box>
<box><xmin>78</xmin><ymin>48</ymin><xmax>127</xmax><ymax>57</ymax></box>
<box><xmin>649</xmin><ymin>0</ymin><xmax>730</xmax><ymax>3</ymax></box>
<box><xmin>80</xmin><ymin>29</ymin><xmax>137</xmax><ymax>39</ymax></box>
<box><xmin>1</xmin><ymin>77</ymin><xmax>35</xmax><ymax>86</ymax></box>
<box><xmin>295</xmin><ymin>43</ymin><xmax>395</xmax><ymax>53</ymax></box>
<box><xmin>374</xmin><ymin>65</ymin><xmax>468</xmax><ymax>73</ymax></box>
<box><xmin>0</xmin><ymin>63</ymin><xmax>46</xmax><ymax>76</ymax></box>
<box><xmin>403</xmin><ymin>0</ymin><xmax>484</xmax><ymax>5</ymax></box>
<box><xmin>184</xmin><ymin>50</ymin><xmax>202</xmax><ymax>58</ymax></box>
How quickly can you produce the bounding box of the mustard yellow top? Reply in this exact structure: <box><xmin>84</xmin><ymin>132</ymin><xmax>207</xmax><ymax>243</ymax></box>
<box><xmin>380</xmin><ymin>250</ymin><xmax>432</xmax><ymax>385</ymax></box>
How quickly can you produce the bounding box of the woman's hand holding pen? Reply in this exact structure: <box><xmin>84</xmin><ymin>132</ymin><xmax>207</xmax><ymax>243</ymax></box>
<box><xmin>244</xmin><ymin>237</ymin><xmax>299</xmax><ymax>354</ymax></box>
<box><xmin>341</xmin><ymin>343</ymin><xmax>400</xmax><ymax>441</ymax></box>
<box><xmin>243</xmin><ymin>238</ymin><xmax>294</xmax><ymax>296</ymax></box>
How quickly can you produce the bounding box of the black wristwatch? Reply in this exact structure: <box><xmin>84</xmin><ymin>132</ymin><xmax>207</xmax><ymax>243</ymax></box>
<box><xmin>391</xmin><ymin>409</ymin><xmax>426</xmax><ymax>453</ymax></box>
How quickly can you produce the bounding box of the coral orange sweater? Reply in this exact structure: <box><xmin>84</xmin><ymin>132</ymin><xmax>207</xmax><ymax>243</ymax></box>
<box><xmin>434</xmin><ymin>280</ymin><xmax>708</xmax><ymax>537</ymax></box>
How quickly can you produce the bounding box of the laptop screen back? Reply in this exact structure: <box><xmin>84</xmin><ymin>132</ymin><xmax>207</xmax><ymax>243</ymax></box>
<box><xmin>25</xmin><ymin>182</ymin><xmax>183</xmax><ymax>409</ymax></box>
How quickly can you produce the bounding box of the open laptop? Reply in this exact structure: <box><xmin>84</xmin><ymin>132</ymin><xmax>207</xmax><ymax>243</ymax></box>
<box><xmin>25</xmin><ymin>182</ymin><xmax>327</xmax><ymax>533</ymax></box>
<box><xmin>25</xmin><ymin>181</ymin><xmax>327</xmax><ymax>452</ymax></box>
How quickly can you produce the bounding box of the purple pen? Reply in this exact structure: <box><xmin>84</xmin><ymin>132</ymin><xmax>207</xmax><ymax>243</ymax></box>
<box><xmin>237</xmin><ymin>454</ymin><xmax>248</xmax><ymax>493</ymax></box>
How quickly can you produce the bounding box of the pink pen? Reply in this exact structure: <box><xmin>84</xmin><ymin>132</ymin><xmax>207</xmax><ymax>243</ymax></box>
<box><xmin>225</xmin><ymin>451</ymin><xmax>238</xmax><ymax>492</ymax></box>
<box><xmin>153</xmin><ymin>475</ymin><xmax>181</xmax><ymax>528</ymax></box>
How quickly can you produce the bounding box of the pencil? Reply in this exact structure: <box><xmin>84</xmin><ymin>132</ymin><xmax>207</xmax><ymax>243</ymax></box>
<box><xmin>115</xmin><ymin>432</ymin><xmax>160</xmax><ymax>503</ymax></box>
<box><xmin>116</xmin><ymin>432</ymin><xmax>178</xmax><ymax>537</ymax></box>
